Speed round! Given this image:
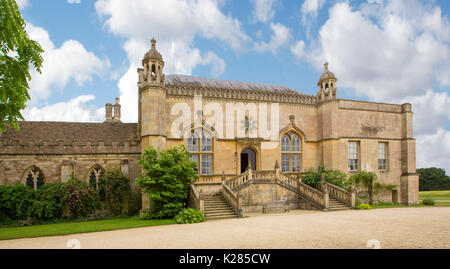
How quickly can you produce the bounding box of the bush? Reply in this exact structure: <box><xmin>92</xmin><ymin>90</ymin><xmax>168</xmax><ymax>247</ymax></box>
<box><xmin>137</xmin><ymin>146</ymin><xmax>198</xmax><ymax>219</ymax></box>
<box><xmin>301</xmin><ymin>165</ymin><xmax>350</xmax><ymax>190</ymax></box>
<box><xmin>174</xmin><ymin>208</ymin><xmax>204</xmax><ymax>224</ymax></box>
<box><xmin>357</xmin><ymin>203</ymin><xmax>372</xmax><ymax>210</ymax></box>
<box><xmin>28</xmin><ymin>183</ymin><xmax>66</xmax><ymax>220</ymax></box>
<box><xmin>0</xmin><ymin>184</ymin><xmax>35</xmax><ymax>222</ymax></box>
<box><xmin>422</xmin><ymin>199</ymin><xmax>435</xmax><ymax>206</ymax></box>
<box><xmin>99</xmin><ymin>168</ymin><xmax>131</xmax><ymax>216</ymax></box>
<box><xmin>63</xmin><ymin>178</ymin><xmax>100</xmax><ymax>219</ymax></box>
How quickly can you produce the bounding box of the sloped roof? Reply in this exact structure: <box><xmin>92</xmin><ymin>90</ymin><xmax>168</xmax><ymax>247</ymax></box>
<box><xmin>0</xmin><ymin>121</ymin><xmax>140</xmax><ymax>154</ymax></box>
<box><xmin>165</xmin><ymin>74</ymin><xmax>304</xmax><ymax>95</ymax></box>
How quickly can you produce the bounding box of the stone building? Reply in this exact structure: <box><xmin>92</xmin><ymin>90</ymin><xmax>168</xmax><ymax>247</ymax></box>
<box><xmin>0</xmin><ymin>39</ymin><xmax>419</xmax><ymax>218</ymax></box>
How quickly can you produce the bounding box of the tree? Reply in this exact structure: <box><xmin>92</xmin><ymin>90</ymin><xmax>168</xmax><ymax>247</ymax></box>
<box><xmin>0</xmin><ymin>0</ymin><xmax>44</xmax><ymax>131</ymax></box>
<box><xmin>349</xmin><ymin>171</ymin><xmax>378</xmax><ymax>205</ymax></box>
<box><xmin>417</xmin><ymin>167</ymin><xmax>450</xmax><ymax>191</ymax></box>
<box><xmin>136</xmin><ymin>146</ymin><xmax>198</xmax><ymax>219</ymax></box>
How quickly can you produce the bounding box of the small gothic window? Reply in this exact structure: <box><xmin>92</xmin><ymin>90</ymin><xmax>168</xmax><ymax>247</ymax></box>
<box><xmin>88</xmin><ymin>165</ymin><xmax>105</xmax><ymax>190</ymax></box>
<box><xmin>24</xmin><ymin>166</ymin><xmax>45</xmax><ymax>190</ymax></box>
<box><xmin>151</xmin><ymin>64</ymin><xmax>156</xmax><ymax>74</ymax></box>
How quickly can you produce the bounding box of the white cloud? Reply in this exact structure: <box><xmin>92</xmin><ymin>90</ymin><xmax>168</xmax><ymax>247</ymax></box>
<box><xmin>300</xmin><ymin>0</ymin><xmax>326</xmax><ymax>38</ymax></box>
<box><xmin>251</xmin><ymin>0</ymin><xmax>278</xmax><ymax>23</ymax></box>
<box><xmin>290</xmin><ymin>40</ymin><xmax>306</xmax><ymax>60</ymax></box>
<box><xmin>294</xmin><ymin>0</ymin><xmax>450</xmax><ymax>172</ymax></box>
<box><xmin>405</xmin><ymin>90</ymin><xmax>450</xmax><ymax>136</ymax></box>
<box><xmin>254</xmin><ymin>22</ymin><xmax>292</xmax><ymax>54</ymax></box>
<box><xmin>26</xmin><ymin>23</ymin><xmax>110</xmax><ymax>103</ymax></box>
<box><xmin>94</xmin><ymin>0</ymin><xmax>250</xmax><ymax>122</ymax></box>
<box><xmin>67</xmin><ymin>0</ymin><xmax>81</xmax><ymax>3</ymax></box>
<box><xmin>16</xmin><ymin>0</ymin><xmax>30</xmax><ymax>9</ymax></box>
<box><xmin>23</xmin><ymin>95</ymin><xmax>104</xmax><ymax>122</ymax></box>
<box><xmin>416</xmin><ymin>129</ymin><xmax>450</xmax><ymax>172</ymax></box>
<box><xmin>297</xmin><ymin>1</ymin><xmax>450</xmax><ymax>102</ymax></box>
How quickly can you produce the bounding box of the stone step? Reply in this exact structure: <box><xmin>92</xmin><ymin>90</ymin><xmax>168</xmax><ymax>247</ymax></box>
<box><xmin>204</xmin><ymin>206</ymin><xmax>234</xmax><ymax>210</ymax></box>
<box><xmin>205</xmin><ymin>215</ymin><xmax>237</xmax><ymax>220</ymax></box>
<box><xmin>205</xmin><ymin>202</ymin><xmax>229</xmax><ymax>206</ymax></box>
<box><xmin>205</xmin><ymin>212</ymin><xmax>237</xmax><ymax>218</ymax></box>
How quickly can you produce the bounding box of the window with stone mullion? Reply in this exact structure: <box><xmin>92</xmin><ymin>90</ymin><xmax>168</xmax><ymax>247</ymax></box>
<box><xmin>187</xmin><ymin>130</ymin><xmax>213</xmax><ymax>175</ymax></box>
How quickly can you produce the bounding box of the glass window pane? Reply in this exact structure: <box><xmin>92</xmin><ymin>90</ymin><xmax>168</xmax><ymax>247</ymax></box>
<box><xmin>187</xmin><ymin>132</ymin><xmax>199</xmax><ymax>152</ymax></box>
<box><xmin>36</xmin><ymin>173</ymin><xmax>44</xmax><ymax>189</ymax></box>
<box><xmin>292</xmin><ymin>135</ymin><xmax>301</xmax><ymax>152</ymax></box>
<box><xmin>201</xmin><ymin>133</ymin><xmax>212</xmax><ymax>152</ymax></box>
<box><xmin>201</xmin><ymin>155</ymin><xmax>212</xmax><ymax>175</ymax></box>
<box><xmin>190</xmin><ymin>155</ymin><xmax>199</xmax><ymax>172</ymax></box>
<box><xmin>89</xmin><ymin>171</ymin><xmax>97</xmax><ymax>188</ymax></box>
<box><xmin>292</xmin><ymin>154</ymin><xmax>301</xmax><ymax>172</ymax></box>
<box><xmin>26</xmin><ymin>172</ymin><xmax>34</xmax><ymax>189</ymax></box>
<box><xmin>281</xmin><ymin>135</ymin><xmax>290</xmax><ymax>152</ymax></box>
<box><xmin>282</xmin><ymin>154</ymin><xmax>290</xmax><ymax>172</ymax></box>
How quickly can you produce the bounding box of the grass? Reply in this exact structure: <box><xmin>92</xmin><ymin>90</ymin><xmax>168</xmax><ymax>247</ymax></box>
<box><xmin>419</xmin><ymin>190</ymin><xmax>450</xmax><ymax>202</ymax></box>
<box><xmin>0</xmin><ymin>216</ymin><xmax>176</xmax><ymax>241</ymax></box>
<box><xmin>369</xmin><ymin>190</ymin><xmax>450</xmax><ymax>209</ymax></box>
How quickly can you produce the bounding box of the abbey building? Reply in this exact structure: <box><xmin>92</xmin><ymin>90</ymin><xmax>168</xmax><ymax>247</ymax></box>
<box><xmin>0</xmin><ymin>39</ymin><xmax>419</xmax><ymax>215</ymax></box>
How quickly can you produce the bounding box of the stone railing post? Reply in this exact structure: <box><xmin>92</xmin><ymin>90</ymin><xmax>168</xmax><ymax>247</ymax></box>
<box><xmin>247</xmin><ymin>164</ymin><xmax>252</xmax><ymax>181</ymax></box>
<box><xmin>274</xmin><ymin>160</ymin><xmax>280</xmax><ymax>181</ymax></box>
<box><xmin>237</xmin><ymin>190</ymin><xmax>243</xmax><ymax>217</ymax></box>
<box><xmin>350</xmin><ymin>184</ymin><xmax>356</xmax><ymax>208</ymax></box>
<box><xmin>323</xmin><ymin>186</ymin><xmax>329</xmax><ymax>211</ymax></box>
<box><xmin>199</xmin><ymin>189</ymin><xmax>204</xmax><ymax>212</ymax></box>
<box><xmin>221</xmin><ymin>171</ymin><xmax>226</xmax><ymax>182</ymax></box>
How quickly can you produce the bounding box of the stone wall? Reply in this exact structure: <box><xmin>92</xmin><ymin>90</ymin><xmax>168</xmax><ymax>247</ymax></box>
<box><xmin>0</xmin><ymin>154</ymin><xmax>141</xmax><ymax>188</ymax></box>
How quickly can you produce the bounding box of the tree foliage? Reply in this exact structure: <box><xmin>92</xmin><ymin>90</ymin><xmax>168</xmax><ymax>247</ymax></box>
<box><xmin>137</xmin><ymin>145</ymin><xmax>198</xmax><ymax>219</ymax></box>
<box><xmin>349</xmin><ymin>171</ymin><xmax>378</xmax><ymax>205</ymax></box>
<box><xmin>301</xmin><ymin>165</ymin><xmax>350</xmax><ymax>190</ymax></box>
<box><xmin>0</xmin><ymin>0</ymin><xmax>44</xmax><ymax>131</ymax></box>
<box><xmin>417</xmin><ymin>167</ymin><xmax>450</xmax><ymax>191</ymax></box>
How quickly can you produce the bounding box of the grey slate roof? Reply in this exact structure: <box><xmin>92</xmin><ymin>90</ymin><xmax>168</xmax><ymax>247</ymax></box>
<box><xmin>0</xmin><ymin>121</ymin><xmax>140</xmax><ymax>154</ymax></box>
<box><xmin>165</xmin><ymin>74</ymin><xmax>303</xmax><ymax>95</ymax></box>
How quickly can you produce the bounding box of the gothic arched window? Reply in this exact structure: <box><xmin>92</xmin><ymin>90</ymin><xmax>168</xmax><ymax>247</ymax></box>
<box><xmin>281</xmin><ymin>132</ymin><xmax>302</xmax><ymax>173</ymax></box>
<box><xmin>24</xmin><ymin>166</ymin><xmax>45</xmax><ymax>190</ymax></box>
<box><xmin>187</xmin><ymin>128</ymin><xmax>213</xmax><ymax>175</ymax></box>
<box><xmin>88</xmin><ymin>165</ymin><xmax>105</xmax><ymax>190</ymax></box>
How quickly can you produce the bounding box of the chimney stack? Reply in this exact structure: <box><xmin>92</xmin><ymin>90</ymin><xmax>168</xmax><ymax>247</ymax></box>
<box><xmin>104</xmin><ymin>103</ymin><xmax>113</xmax><ymax>122</ymax></box>
<box><xmin>113</xmin><ymin>97</ymin><xmax>121</xmax><ymax>122</ymax></box>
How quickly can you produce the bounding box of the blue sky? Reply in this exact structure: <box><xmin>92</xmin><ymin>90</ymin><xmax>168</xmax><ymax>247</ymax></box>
<box><xmin>16</xmin><ymin>0</ymin><xmax>450</xmax><ymax>173</ymax></box>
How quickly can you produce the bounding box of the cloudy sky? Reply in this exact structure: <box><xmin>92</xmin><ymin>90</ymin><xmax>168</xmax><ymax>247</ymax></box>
<box><xmin>17</xmin><ymin>0</ymin><xmax>450</xmax><ymax>173</ymax></box>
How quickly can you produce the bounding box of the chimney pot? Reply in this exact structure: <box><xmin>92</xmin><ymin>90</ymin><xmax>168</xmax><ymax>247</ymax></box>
<box><xmin>104</xmin><ymin>103</ymin><xmax>113</xmax><ymax>122</ymax></box>
<box><xmin>113</xmin><ymin>97</ymin><xmax>121</xmax><ymax>122</ymax></box>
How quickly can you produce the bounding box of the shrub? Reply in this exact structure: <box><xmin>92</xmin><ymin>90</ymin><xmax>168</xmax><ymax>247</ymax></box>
<box><xmin>99</xmin><ymin>168</ymin><xmax>131</xmax><ymax>216</ymax></box>
<box><xmin>0</xmin><ymin>184</ymin><xmax>35</xmax><ymax>221</ymax></box>
<box><xmin>357</xmin><ymin>203</ymin><xmax>372</xmax><ymax>210</ymax></box>
<box><xmin>28</xmin><ymin>183</ymin><xmax>66</xmax><ymax>220</ymax></box>
<box><xmin>63</xmin><ymin>178</ymin><xmax>100</xmax><ymax>219</ymax></box>
<box><xmin>349</xmin><ymin>171</ymin><xmax>378</xmax><ymax>204</ymax></box>
<box><xmin>174</xmin><ymin>208</ymin><xmax>204</xmax><ymax>224</ymax></box>
<box><xmin>137</xmin><ymin>146</ymin><xmax>198</xmax><ymax>219</ymax></box>
<box><xmin>422</xmin><ymin>199</ymin><xmax>435</xmax><ymax>206</ymax></box>
<box><xmin>301</xmin><ymin>165</ymin><xmax>350</xmax><ymax>190</ymax></box>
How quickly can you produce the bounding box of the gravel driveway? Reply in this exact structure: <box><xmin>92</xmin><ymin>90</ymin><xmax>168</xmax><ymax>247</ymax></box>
<box><xmin>1</xmin><ymin>207</ymin><xmax>449</xmax><ymax>249</ymax></box>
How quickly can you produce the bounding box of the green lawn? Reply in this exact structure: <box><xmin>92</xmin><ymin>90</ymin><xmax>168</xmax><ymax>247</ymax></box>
<box><xmin>419</xmin><ymin>190</ymin><xmax>450</xmax><ymax>202</ymax></box>
<box><xmin>0</xmin><ymin>217</ymin><xmax>176</xmax><ymax>240</ymax></box>
<box><xmin>369</xmin><ymin>190</ymin><xmax>450</xmax><ymax>209</ymax></box>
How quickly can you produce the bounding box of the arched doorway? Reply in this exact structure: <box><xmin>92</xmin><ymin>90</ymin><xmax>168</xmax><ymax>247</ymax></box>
<box><xmin>240</xmin><ymin>147</ymin><xmax>256</xmax><ymax>173</ymax></box>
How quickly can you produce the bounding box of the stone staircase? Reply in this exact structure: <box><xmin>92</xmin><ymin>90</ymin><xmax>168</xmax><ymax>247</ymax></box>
<box><xmin>203</xmin><ymin>194</ymin><xmax>238</xmax><ymax>220</ymax></box>
<box><xmin>328</xmin><ymin>196</ymin><xmax>352</xmax><ymax>211</ymax></box>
